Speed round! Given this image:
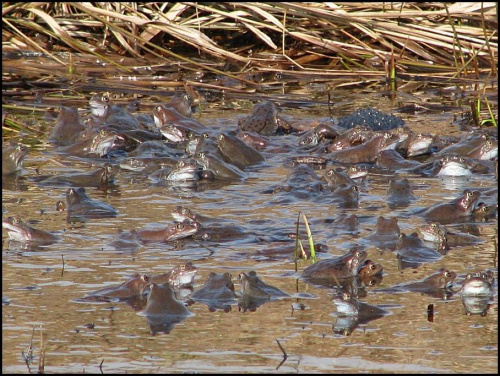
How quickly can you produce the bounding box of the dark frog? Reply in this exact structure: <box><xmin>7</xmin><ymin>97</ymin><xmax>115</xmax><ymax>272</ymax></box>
<box><xmin>190</xmin><ymin>272</ymin><xmax>237</xmax><ymax>312</ymax></box>
<box><xmin>238</xmin><ymin>101</ymin><xmax>294</xmax><ymax>135</ymax></box>
<box><xmin>301</xmin><ymin>248</ymin><xmax>367</xmax><ymax>285</ymax></box>
<box><xmin>65</xmin><ymin>187</ymin><xmax>118</xmax><ymax>222</ymax></box>
<box><xmin>238</xmin><ymin>271</ymin><xmax>289</xmax><ymax>312</ymax></box>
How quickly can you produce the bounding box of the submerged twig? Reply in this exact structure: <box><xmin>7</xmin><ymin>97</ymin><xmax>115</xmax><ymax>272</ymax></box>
<box><xmin>275</xmin><ymin>339</ymin><xmax>288</xmax><ymax>370</ymax></box>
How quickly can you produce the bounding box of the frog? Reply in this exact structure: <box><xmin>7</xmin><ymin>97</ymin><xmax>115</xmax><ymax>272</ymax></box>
<box><xmin>48</xmin><ymin>106</ymin><xmax>86</xmax><ymax>146</ymax></box>
<box><xmin>2</xmin><ymin>143</ymin><xmax>29</xmax><ymax>176</ymax></box>
<box><xmin>138</xmin><ymin>282</ymin><xmax>193</xmax><ymax>334</ymax></box>
<box><xmin>149</xmin><ymin>159</ymin><xmax>202</xmax><ymax>185</ymax></box>
<box><xmin>434</xmin><ymin>155</ymin><xmax>474</xmax><ymax>177</ymax></box>
<box><xmin>376</xmin><ymin>149</ymin><xmax>423</xmax><ymax>171</ymax></box>
<box><xmin>325</xmin><ymin>125</ymin><xmax>374</xmax><ymax>152</ymax></box>
<box><xmin>418</xmin><ymin>189</ymin><xmax>480</xmax><ymax>224</ymax></box>
<box><xmin>194</xmin><ymin>151</ymin><xmax>247</xmax><ymax>180</ymax></box>
<box><xmin>216</xmin><ymin>132</ymin><xmax>265</xmax><ymax>169</ymax></box>
<box><xmin>331</xmin><ymin>183</ymin><xmax>359</xmax><ymax>209</ymax></box>
<box><xmin>460</xmin><ymin>271</ymin><xmax>495</xmax><ymax>316</ymax></box>
<box><xmin>82</xmin><ymin>273</ymin><xmax>151</xmax><ymax>302</ymax></box>
<box><xmin>2</xmin><ymin>216</ymin><xmax>60</xmax><ymax>246</ymax></box>
<box><xmin>356</xmin><ymin>259</ymin><xmax>384</xmax><ymax>288</ymax></box>
<box><xmin>385</xmin><ymin>178</ymin><xmax>417</xmax><ymax>208</ymax></box>
<box><xmin>190</xmin><ymin>272</ymin><xmax>238</xmax><ymax>312</ymax></box>
<box><xmin>329</xmin><ymin>133</ymin><xmax>400</xmax><ymax>164</ymax></box>
<box><xmin>465</xmin><ymin>138</ymin><xmax>498</xmax><ymax>161</ymax></box>
<box><xmin>420</xmin><ymin>222</ymin><xmax>483</xmax><ymax>248</ymax></box>
<box><xmin>396</xmin><ymin>232</ymin><xmax>445</xmax><ymax>269</ymax></box>
<box><xmin>238</xmin><ymin>271</ymin><xmax>289</xmax><ymax>312</ymax></box>
<box><xmin>36</xmin><ymin>163</ymin><xmax>120</xmax><ymax>188</ymax></box>
<box><xmin>375</xmin><ymin>268</ymin><xmax>457</xmax><ymax>299</ymax></box>
<box><xmin>270</xmin><ymin>164</ymin><xmax>324</xmax><ymax>201</ymax></box>
<box><xmin>238</xmin><ymin>100</ymin><xmax>294</xmax><ymax>135</ymax></box>
<box><xmin>301</xmin><ymin>248</ymin><xmax>367</xmax><ymax>285</ymax></box>
<box><xmin>396</xmin><ymin>132</ymin><xmax>435</xmax><ymax>157</ymax></box>
<box><xmin>65</xmin><ymin>187</ymin><xmax>118</xmax><ymax>222</ymax></box>
<box><xmin>153</xmin><ymin>105</ymin><xmax>206</xmax><ymax>133</ymax></box>
<box><xmin>150</xmin><ymin>262</ymin><xmax>198</xmax><ymax>287</ymax></box>
<box><xmin>363</xmin><ymin>216</ymin><xmax>400</xmax><ymax>250</ymax></box>
<box><xmin>136</xmin><ymin>220</ymin><xmax>200</xmax><ymax>242</ymax></box>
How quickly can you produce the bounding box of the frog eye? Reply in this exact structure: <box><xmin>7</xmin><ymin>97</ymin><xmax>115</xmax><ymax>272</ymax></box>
<box><xmin>466</xmin><ymin>274</ymin><xmax>472</xmax><ymax>280</ymax></box>
<box><xmin>202</xmin><ymin>133</ymin><xmax>209</xmax><ymax>139</ymax></box>
<box><xmin>181</xmin><ymin>207</ymin><xmax>190</xmax><ymax>215</ymax></box>
<box><xmin>342</xmin><ymin>292</ymin><xmax>351</xmax><ymax>300</ymax></box>
<box><xmin>217</xmin><ymin>134</ymin><xmax>224</xmax><ymax>141</ymax></box>
<box><xmin>370</xmin><ymin>263</ymin><xmax>377</xmax><ymax>270</ymax></box>
<box><xmin>356</xmin><ymin>251</ymin><xmax>363</xmax><ymax>258</ymax></box>
<box><xmin>141</xmin><ymin>274</ymin><xmax>149</xmax><ymax>282</ymax></box>
<box><xmin>367</xmin><ymin>279</ymin><xmax>376</xmax><ymax>286</ymax></box>
<box><xmin>327</xmin><ymin>170</ymin><xmax>333</xmax><ymax>177</ymax></box>
<box><xmin>444</xmin><ymin>271</ymin><xmax>452</xmax><ymax>278</ymax></box>
<box><xmin>352</xmin><ymin>186</ymin><xmax>359</xmax><ymax>192</ymax></box>
<box><xmin>466</xmin><ymin>191</ymin><xmax>473</xmax><ymax>197</ymax></box>
<box><xmin>102</xmin><ymin>95</ymin><xmax>109</xmax><ymax>103</ymax></box>
<box><xmin>100</xmin><ymin>129</ymin><xmax>108</xmax><ymax>137</ymax></box>
<box><xmin>12</xmin><ymin>217</ymin><xmax>21</xmax><ymax>225</ymax></box>
<box><xmin>187</xmin><ymin>132</ymin><xmax>194</xmax><ymax>139</ymax></box>
<box><xmin>176</xmin><ymin>223</ymin><xmax>185</xmax><ymax>230</ymax></box>
<box><xmin>486</xmin><ymin>140</ymin><xmax>492</xmax><ymax>147</ymax></box>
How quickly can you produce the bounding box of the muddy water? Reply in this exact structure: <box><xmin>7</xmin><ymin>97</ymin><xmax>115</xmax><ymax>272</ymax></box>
<box><xmin>2</xmin><ymin>54</ymin><xmax>498</xmax><ymax>373</ymax></box>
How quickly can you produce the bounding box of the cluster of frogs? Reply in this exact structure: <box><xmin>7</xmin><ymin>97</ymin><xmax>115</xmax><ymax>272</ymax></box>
<box><xmin>2</xmin><ymin>90</ymin><xmax>498</xmax><ymax>335</ymax></box>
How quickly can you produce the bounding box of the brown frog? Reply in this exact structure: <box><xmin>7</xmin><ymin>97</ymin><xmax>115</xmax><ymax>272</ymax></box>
<box><xmin>385</xmin><ymin>178</ymin><xmax>416</xmax><ymax>208</ymax></box>
<box><xmin>190</xmin><ymin>272</ymin><xmax>237</xmax><ymax>312</ymax></box>
<box><xmin>396</xmin><ymin>232</ymin><xmax>444</xmax><ymax>269</ymax></box>
<box><xmin>331</xmin><ymin>183</ymin><xmax>359</xmax><ymax>209</ymax></box>
<box><xmin>375</xmin><ymin>268</ymin><xmax>457</xmax><ymax>299</ymax></box>
<box><xmin>363</xmin><ymin>216</ymin><xmax>400</xmax><ymax>250</ymax></box>
<box><xmin>356</xmin><ymin>259</ymin><xmax>384</xmax><ymax>287</ymax></box>
<box><xmin>238</xmin><ymin>101</ymin><xmax>293</xmax><ymax>135</ymax></box>
<box><xmin>420</xmin><ymin>222</ymin><xmax>483</xmax><ymax>248</ymax></box>
<box><xmin>150</xmin><ymin>262</ymin><xmax>198</xmax><ymax>287</ymax></box>
<box><xmin>2</xmin><ymin>216</ymin><xmax>60</xmax><ymax>245</ymax></box>
<box><xmin>419</xmin><ymin>189</ymin><xmax>480</xmax><ymax>224</ymax></box>
<box><xmin>49</xmin><ymin>106</ymin><xmax>86</xmax><ymax>146</ymax></box>
<box><xmin>82</xmin><ymin>274</ymin><xmax>151</xmax><ymax>302</ymax></box>
<box><xmin>138</xmin><ymin>282</ymin><xmax>192</xmax><ymax>334</ymax></box>
<box><xmin>329</xmin><ymin>133</ymin><xmax>399</xmax><ymax>164</ymax></box>
<box><xmin>301</xmin><ymin>248</ymin><xmax>367</xmax><ymax>282</ymax></box>
<box><xmin>2</xmin><ymin>143</ymin><xmax>29</xmax><ymax>176</ymax></box>
<box><xmin>136</xmin><ymin>220</ymin><xmax>200</xmax><ymax>242</ymax></box>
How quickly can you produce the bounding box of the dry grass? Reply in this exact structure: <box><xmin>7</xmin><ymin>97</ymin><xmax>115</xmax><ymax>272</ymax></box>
<box><xmin>2</xmin><ymin>2</ymin><xmax>498</xmax><ymax>81</ymax></box>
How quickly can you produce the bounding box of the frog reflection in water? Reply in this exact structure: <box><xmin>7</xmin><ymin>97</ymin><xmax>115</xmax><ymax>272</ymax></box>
<box><xmin>2</xmin><ymin>216</ymin><xmax>60</xmax><ymax>246</ymax></box>
<box><xmin>238</xmin><ymin>271</ymin><xmax>289</xmax><ymax>312</ymax></box>
<box><xmin>301</xmin><ymin>248</ymin><xmax>367</xmax><ymax>286</ymax></box>
<box><xmin>2</xmin><ymin>144</ymin><xmax>29</xmax><ymax>176</ymax></box>
<box><xmin>190</xmin><ymin>272</ymin><xmax>237</xmax><ymax>312</ymax></box>
<box><xmin>138</xmin><ymin>282</ymin><xmax>193</xmax><ymax>335</ymax></box>
<box><xmin>238</xmin><ymin>100</ymin><xmax>294</xmax><ymax>135</ymax></box>
<box><xmin>396</xmin><ymin>232</ymin><xmax>445</xmax><ymax>269</ymax></box>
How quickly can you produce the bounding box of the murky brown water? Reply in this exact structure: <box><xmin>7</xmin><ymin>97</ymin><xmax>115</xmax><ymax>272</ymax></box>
<box><xmin>2</xmin><ymin>53</ymin><xmax>498</xmax><ymax>373</ymax></box>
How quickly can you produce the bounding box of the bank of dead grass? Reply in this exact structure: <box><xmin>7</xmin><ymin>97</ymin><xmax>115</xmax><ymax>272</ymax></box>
<box><xmin>2</xmin><ymin>2</ymin><xmax>498</xmax><ymax>80</ymax></box>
